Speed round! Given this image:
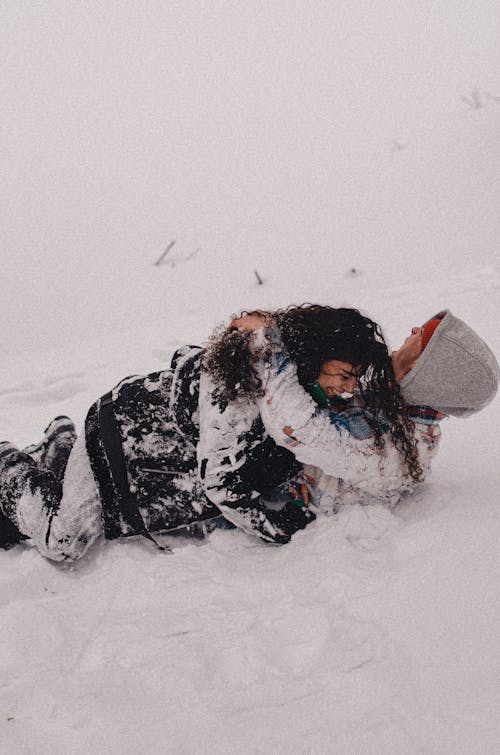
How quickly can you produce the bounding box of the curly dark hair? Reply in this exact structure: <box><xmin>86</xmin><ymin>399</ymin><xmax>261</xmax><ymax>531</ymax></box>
<box><xmin>203</xmin><ymin>304</ymin><xmax>422</xmax><ymax>482</ymax></box>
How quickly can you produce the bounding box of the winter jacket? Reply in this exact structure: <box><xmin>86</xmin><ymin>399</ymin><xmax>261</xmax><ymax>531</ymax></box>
<box><xmin>85</xmin><ymin>345</ymin><xmax>312</xmax><ymax>545</ymax></box>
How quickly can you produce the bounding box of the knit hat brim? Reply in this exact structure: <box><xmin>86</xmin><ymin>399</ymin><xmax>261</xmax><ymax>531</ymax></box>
<box><xmin>421</xmin><ymin>317</ymin><xmax>443</xmax><ymax>352</ymax></box>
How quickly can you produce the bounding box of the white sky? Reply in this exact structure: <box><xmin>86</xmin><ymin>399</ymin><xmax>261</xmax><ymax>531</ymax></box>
<box><xmin>2</xmin><ymin>1</ymin><xmax>499</xmax><ymax>352</ymax></box>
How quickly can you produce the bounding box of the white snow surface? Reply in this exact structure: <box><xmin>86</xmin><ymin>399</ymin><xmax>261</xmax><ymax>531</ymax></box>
<box><xmin>1</xmin><ymin>3</ymin><xmax>500</xmax><ymax>753</ymax></box>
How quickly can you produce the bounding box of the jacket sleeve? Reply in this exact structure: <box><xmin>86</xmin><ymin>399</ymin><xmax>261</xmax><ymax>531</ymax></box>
<box><xmin>254</xmin><ymin>330</ymin><xmax>441</xmax><ymax>497</ymax></box>
<box><xmin>196</xmin><ymin>369</ymin><xmax>316</xmax><ymax>544</ymax></box>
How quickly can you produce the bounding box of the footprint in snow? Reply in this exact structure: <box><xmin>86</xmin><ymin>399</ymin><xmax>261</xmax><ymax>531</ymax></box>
<box><xmin>0</xmin><ymin>374</ymin><xmax>87</xmax><ymax>405</ymax></box>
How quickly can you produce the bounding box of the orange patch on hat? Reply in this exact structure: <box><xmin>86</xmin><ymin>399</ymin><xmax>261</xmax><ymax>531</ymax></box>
<box><xmin>421</xmin><ymin>318</ymin><xmax>441</xmax><ymax>352</ymax></box>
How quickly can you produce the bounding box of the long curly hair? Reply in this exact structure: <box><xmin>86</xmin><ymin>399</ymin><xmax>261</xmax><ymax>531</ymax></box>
<box><xmin>203</xmin><ymin>304</ymin><xmax>422</xmax><ymax>481</ymax></box>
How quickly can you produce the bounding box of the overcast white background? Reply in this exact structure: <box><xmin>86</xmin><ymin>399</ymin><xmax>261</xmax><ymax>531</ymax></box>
<box><xmin>2</xmin><ymin>1</ymin><xmax>499</xmax><ymax>353</ymax></box>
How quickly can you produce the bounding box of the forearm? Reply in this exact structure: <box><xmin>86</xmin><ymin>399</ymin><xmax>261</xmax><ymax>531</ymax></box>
<box><xmin>255</xmin><ymin>348</ymin><xmax>389</xmax><ymax>483</ymax></box>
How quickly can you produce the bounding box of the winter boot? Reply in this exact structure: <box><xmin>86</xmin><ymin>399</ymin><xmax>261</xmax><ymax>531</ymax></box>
<box><xmin>0</xmin><ymin>444</ymin><xmax>29</xmax><ymax>548</ymax></box>
<box><xmin>24</xmin><ymin>416</ymin><xmax>77</xmax><ymax>482</ymax></box>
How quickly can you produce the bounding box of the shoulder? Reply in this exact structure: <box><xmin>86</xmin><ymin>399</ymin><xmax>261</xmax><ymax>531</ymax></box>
<box><xmin>170</xmin><ymin>344</ymin><xmax>203</xmax><ymax>372</ymax></box>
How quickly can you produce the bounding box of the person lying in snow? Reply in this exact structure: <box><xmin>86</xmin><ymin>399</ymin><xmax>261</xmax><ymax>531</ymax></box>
<box><xmin>229</xmin><ymin>309</ymin><xmax>498</xmax><ymax>516</ymax></box>
<box><xmin>0</xmin><ymin>305</ymin><xmax>416</xmax><ymax>560</ymax></box>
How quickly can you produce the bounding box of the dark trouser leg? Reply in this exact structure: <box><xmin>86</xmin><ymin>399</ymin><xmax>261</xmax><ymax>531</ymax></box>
<box><xmin>0</xmin><ymin>438</ymin><xmax>103</xmax><ymax>561</ymax></box>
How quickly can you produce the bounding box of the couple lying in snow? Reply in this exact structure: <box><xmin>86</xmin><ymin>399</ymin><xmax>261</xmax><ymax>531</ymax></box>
<box><xmin>0</xmin><ymin>305</ymin><xmax>498</xmax><ymax>560</ymax></box>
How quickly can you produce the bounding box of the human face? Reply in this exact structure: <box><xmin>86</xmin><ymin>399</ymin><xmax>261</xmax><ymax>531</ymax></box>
<box><xmin>391</xmin><ymin>327</ymin><xmax>423</xmax><ymax>381</ymax></box>
<box><xmin>317</xmin><ymin>360</ymin><xmax>360</xmax><ymax>398</ymax></box>
<box><xmin>399</xmin><ymin>327</ymin><xmax>424</xmax><ymax>359</ymax></box>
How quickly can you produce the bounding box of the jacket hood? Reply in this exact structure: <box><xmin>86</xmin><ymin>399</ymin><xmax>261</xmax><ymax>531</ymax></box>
<box><xmin>399</xmin><ymin>309</ymin><xmax>499</xmax><ymax>417</ymax></box>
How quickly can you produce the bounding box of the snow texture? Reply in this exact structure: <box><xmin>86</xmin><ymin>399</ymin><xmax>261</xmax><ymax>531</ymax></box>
<box><xmin>1</xmin><ymin>2</ymin><xmax>499</xmax><ymax>753</ymax></box>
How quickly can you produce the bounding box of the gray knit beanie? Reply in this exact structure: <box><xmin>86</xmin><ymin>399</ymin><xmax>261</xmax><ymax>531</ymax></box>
<box><xmin>399</xmin><ymin>310</ymin><xmax>499</xmax><ymax>417</ymax></box>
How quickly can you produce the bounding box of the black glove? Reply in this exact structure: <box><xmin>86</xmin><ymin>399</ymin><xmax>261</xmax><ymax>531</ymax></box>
<box><xmin>263</xmin><ymin>500</ymin><xmax>316</xmax><ymax>544</ymax></box>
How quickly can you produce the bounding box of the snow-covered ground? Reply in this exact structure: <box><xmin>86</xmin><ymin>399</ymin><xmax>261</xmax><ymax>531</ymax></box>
<box><xmin>1</xmin><ymin>3</ymin><xmax>499</xmax><ymax>753</ymax></box>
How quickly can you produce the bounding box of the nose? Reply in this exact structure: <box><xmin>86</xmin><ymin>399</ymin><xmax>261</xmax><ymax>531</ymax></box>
<box><xmin>411</xmin><ymin>327</ymin><xmax>423</xmax><ymax>336</ymax></box>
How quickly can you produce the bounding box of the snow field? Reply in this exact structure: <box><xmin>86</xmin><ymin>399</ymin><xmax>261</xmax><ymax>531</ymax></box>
<box><xmin>2</xmin><ymin>2</ymin><xmax>500</xmax><ymax>752</ymax></box>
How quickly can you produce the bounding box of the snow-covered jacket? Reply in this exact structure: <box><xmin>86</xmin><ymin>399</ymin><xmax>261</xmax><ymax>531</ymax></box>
<box><xmin>303</xmin><ymin>404</ymin><xmax>441</xmax><ymax>512</ymax></box>
<box><xmin>84</xmin><ymin>345</ymin><xmax>311</xmax><ymax>545</ymax></box>
<box><xmin>249</xmin><ymin>329</ymin><xmax>442</xmax><ymax>509</ymax></box>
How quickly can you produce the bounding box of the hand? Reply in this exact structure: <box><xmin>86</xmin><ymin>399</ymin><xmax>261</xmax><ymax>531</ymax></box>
<box><xmin>391</xmin><ymin>328</ymin><xmax>423</xmax><ymax>382</ymax></box>
<box><xmin>230</xmin><ymin>310</ymin><xmax>273</xmax><ymax>331</ymax></box>
<box><xmin>288</xmin><ymin>472</ymin><xmax>316</xmax><ymax>508</ymax></box>
<box><xmin>265</xmin><ymin>500</ymin><xmax>317</xmax><ymax>543</ymax></box>
<box><xmin>391</xmin><ymin>349</ymin><xmax>419</xmax><ymax>382</ymax></box>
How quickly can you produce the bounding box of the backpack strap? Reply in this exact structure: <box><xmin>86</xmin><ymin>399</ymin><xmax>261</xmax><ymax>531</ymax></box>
<box><xmin>98</xmin><ymin>392</ymin><xmax>171</xmax><ymax>553</ymax></box>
